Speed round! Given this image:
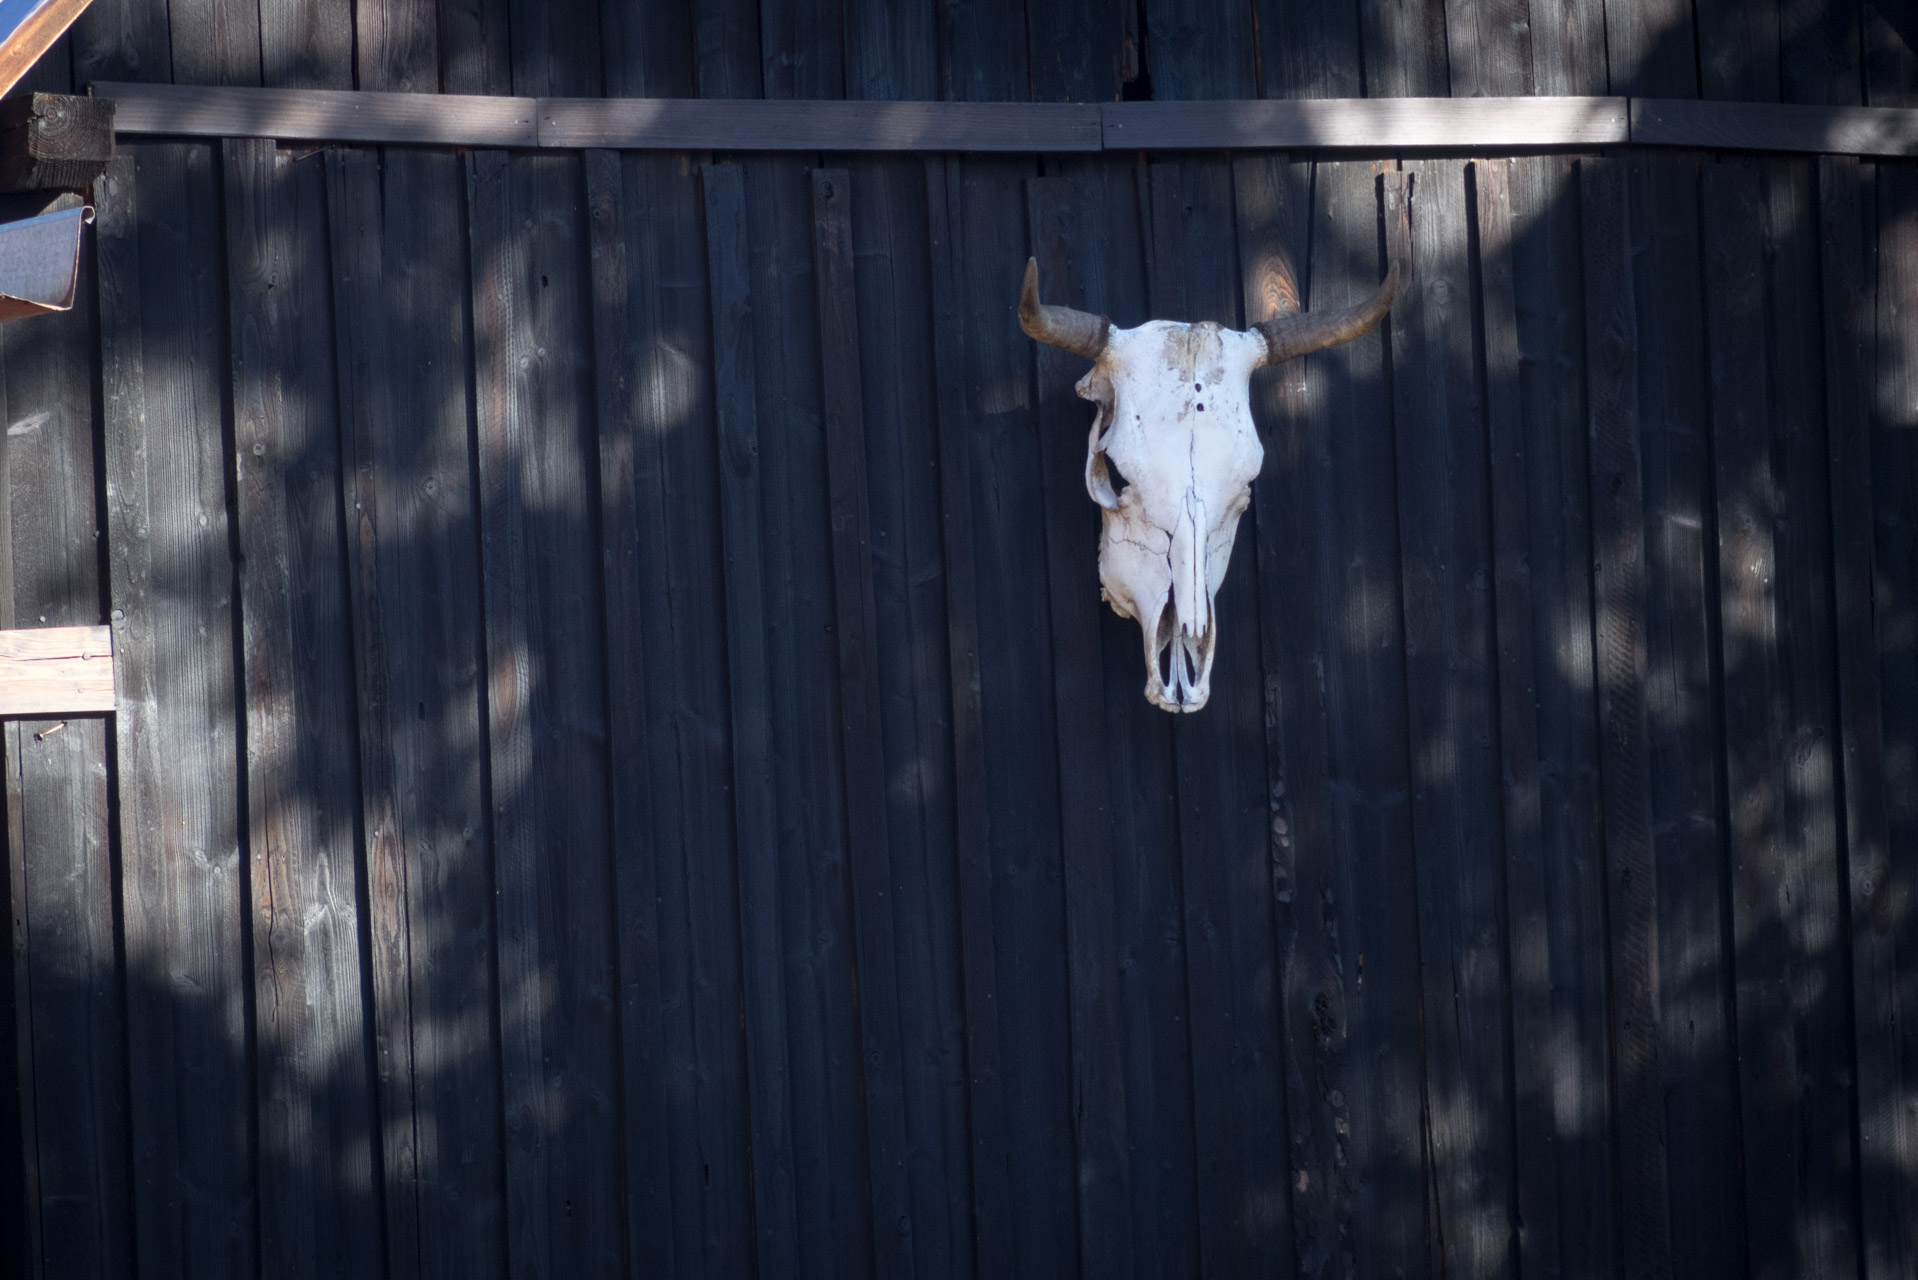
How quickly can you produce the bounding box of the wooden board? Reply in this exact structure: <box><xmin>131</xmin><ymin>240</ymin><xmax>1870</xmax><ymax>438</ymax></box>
<box><xmin>1024</xmin><ymin>170</ymin><xmax>1132</xmax><ymax>1280</ymax></box>
<box><xmin>810</xmin><ymin>165</ymin><xmax>916</xmax><ymax>1280</ymax></box>
<box><xmin>1503</xmin><ymin>153</ymin><xmax>1616</xmax><ymax>1280</ymax></box>
<box><xmin>95</xmin><ymin>81</ymin><xmax>537</xmax><ymax>145</ymax></box>
<box><xmin>0</xmin><ymin>129</ymin><xmax>125</xmax><ymax>1280</ymax></box>
<box><xmin>1627</xmin><ymin>152</ymin><xmax>1739</xmax><ymax>1280</ymax></box>
<box><xmin>464</xmin><ymin>148</ymin><xmax>621</xmax><ymax>1277</ymax></box>
<box><xmin>220</xmin><ymin>134</ymin><xmax>380</xmax><ymax>1279</ymax></box>
<box><xmin>0</xmin><ymin>624</ymin><xmax>109</xmax><ymax>713</ymax></box>
<box><xmin>322</xmin><ymin>143</ymin><xmax>505</xmax><ymax>1280</ymax></box>
<box><xmin>1579</xmin><ymin>156</ymin><xmax>1674</xmax><ymax>1280</ymax></box>
<box><xmin>586</xmin><ymin>147</ymin><xmax>753</xmax><ymax>1280</ymax></box>
<box><xmin>544</xmin><ymin>98</ymin><xmax>1100</xmax><ymax>150</ymax></box>
<box><xmin>922</xmin><ymin>154</ymin><xmax>1014</xmax><ymax>1277</ymax></box>
<box><xmin>1861</xmin><ymin>155</ymin><xmax>1918</xmax><ymax>1280</ymax></box>
<box><xmin>699</xmin><ymin>160</ymin><xmax>801</xmax><ymax>1280</ymax></box>
<box><xmin>1387</xmin><ymin>158</ymin><xmax>1516</xmax><ymax>1280</ymax></box>
<box><xmin>96</xmin><ymin>142</ymin><xmax>254</xmax><ymax>1280</ymax></box>
<box><xmin>1104</xmin><ymin>96</ymin><xmax>1628</xmax><ymax>150</ymax></box>
<box><xmin>1633</xmin><ymin>98</ymin><xmax>1918</xmax><ymax>156</ymax></box>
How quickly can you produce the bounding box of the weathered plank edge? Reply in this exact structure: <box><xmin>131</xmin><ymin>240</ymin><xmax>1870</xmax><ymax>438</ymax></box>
<box><xmin>86</xmin><ymin>84</ymin><xmax>1918</xmax><ymax>157</ymax></box>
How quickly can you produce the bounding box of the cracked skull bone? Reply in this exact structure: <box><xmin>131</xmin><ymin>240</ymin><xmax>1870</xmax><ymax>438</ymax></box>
<box><xmin>1020</xmin><ymin>257</ymin><xmax>1399</xmax><ymax>712</ymax></box>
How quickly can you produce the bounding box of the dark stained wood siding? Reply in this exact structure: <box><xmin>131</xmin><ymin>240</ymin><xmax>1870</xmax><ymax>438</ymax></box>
<box><xmin>4</xmin><ymin>6</ymin><xmax>1918</xmax><ymax>1278</ymax></box>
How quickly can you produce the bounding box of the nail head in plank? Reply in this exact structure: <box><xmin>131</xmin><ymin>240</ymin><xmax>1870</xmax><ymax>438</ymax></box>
<box><xmin>0</xmin><ymin>624</ymin><xmax>112</xmax><ymax>715</ymax></box>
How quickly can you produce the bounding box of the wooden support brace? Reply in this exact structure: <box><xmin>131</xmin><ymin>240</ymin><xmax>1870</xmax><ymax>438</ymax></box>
<box><xmin>0</xmin><ymin>93</ymin><xmax>116</xmax><ymax>193</ymax></box>
<box><xmin>0</xmin><ymin>625</ymin><xmax>114</xmax><ymax>716</ymax></box>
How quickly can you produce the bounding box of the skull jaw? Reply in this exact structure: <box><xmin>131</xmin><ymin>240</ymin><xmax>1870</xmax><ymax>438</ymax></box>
<box><xmin>1141</xmin><ymin>605</ymin><xmax>1218</xmax><ymax>713</ymax></box>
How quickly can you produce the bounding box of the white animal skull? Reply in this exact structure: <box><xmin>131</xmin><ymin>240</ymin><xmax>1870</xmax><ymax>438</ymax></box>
<box><xmin>1021</xmin><ymin>257</ymin><xmax>1400</xmax><ymax>712</ymax></box>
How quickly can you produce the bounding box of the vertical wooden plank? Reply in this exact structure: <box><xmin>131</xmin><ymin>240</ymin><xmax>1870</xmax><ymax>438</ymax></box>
<box><xmin>936</xmin><ymin>0</ymin><xmax>1027</xmax><ymax>101</ymax></box>
<box><xmin>1387</xmin><ymin>159</ymin><xmax>1515</xmax><ymax>1280</ymax></box>
<box><xmin>588</xmin><ymin>147</ymin><xmax>753</xmax><ymax>1280</ymax></box>
<box><xmin>353</xmin><ymin>0</ymin><xmax>440</xmax><ymax>91</ymax></box>
<box><xmin>259</xmin><ymin>0</ymin><xmax>354</xmax><ymax>87</ymax></box>
<box><xmin>811</xmin><ymin>166</ymin><xmax>917</xmax><ymax>1280</ymax></box>
<box><xmin>70</xmin><ymin>0</ymin><xmax>171</xmax><ymax>85</ymax></box>
<box><xmin>1475</xmin><ymin>155</ymin><xmax>1560</xmax><ymax>1280</ymax></box>
<box><xmin>1505</xmin><ymin>150</ymin><xmax>1615</xmax><ymax>1280</ymax></box>
<box><xmin>923</xmin><ymin>154</ymin><xmax>1013</xmax><ymax>1279</ymax></box>
<box><xmin>324</xmin><ymin>144</ymin><xmax>506</xmax><ymax>1280</ymax></box>
<box><xmin>1702</xmin><ymin>154</ymin><xmax>1858</xmax><ymax>1280</ymax></box>
<box><xmin>222</xmin><ymin>135</ymin><xmax>381</xmax><ymax>1280</ymax></box>
<box><xmin>699</xmin><ymin>159</ymin><xmax>802</xmax><ymax>1280</ymax></box>
<box><xmin>1822</xmin><ymin>152</ymin><xmax>1910</xmax><ymax>1280</ymax></box>
<box><xmin>1286</xmin><ymin>157</ymin><xmax>1429</xmax><ymax>1280</ymax></box>
<box><xmin>842</xmin><ymin>0</ymin><xmax>936</xmax><ymax>99</ymax></box>
<box><xmin>597</xmin><ymin>0</ymin><xmax>693</xmax><ymax>94</ymax></box>
<box><xmin>1358</xmin><ymin>0</ymin><xmax>1448</xmax><ymax>96</ymax></box>
<box><xmin>166</xmin><ymin>0</ymin><xmax>260</xmax><ymax>85</ymax></box>
<box><xmin>1628</xmin><ymin>152</ymin><xmax>1742</xmax><ymax>1280</ymax></box>
<box><xmin>580</xmin><ymin>147</ymin><xmax>666</xmax><ymax>1280</ymax></box>
<box><xmin>1092</xmin><ymin>164</ymin><xmax>1198</xmax><ymax>1280</ymax></box>
<box><xmin>737</xmin><ymin>156</ymin><xmax>871</xmax><ymax>1280</ymax></box>
<box><xmin>1444</xmin><ymin>0</ymin><xmax>1534</xmax><ymax>96</ymax></box>
<box><xmin>1142</xmin><ymin>158</ymin><xmax>1293</xmax><ymax>1278</ymax></box>
<box><xmin>96</xmin><ymin>142</ymin><xmax>254</xmax><ymax>1280</ymax></box>
<box><xmin>509</xmin><ymin>0</ymin><xmax>601</xmax><ymax>95</ymax></box>
<box><xmin>1142</xmin><ymin>0</ymin><xmax>1256</xmax><ymax>98</ymax></box>
<box><xmin>1025</xmin><ymin>171</ymin><xmax>1130</xmax><ymax>1280</ymax></box>
<box><xmin>1527</xmin><ymin>0</ymin><xmax>1609</xmax><ymax>95</ymax></box>
<box><xmin>843</xmin><ymin>152</ymin><xmax>972</xmax><ymax>1280</ymax></box>
<box><xmin>1861</xmin><ymin>155</ymin><xmax>1918</xmax><ymax>1280</ymax></box>
<box><xmin>1752</xmin><ymin>155</ymin><xmax>1856</xmax><ymax>1280</ymax></box>
<box><xmin>695</xmin><ymin>0</ymin><xmax>761</xmax><ymax>98</ymax></box>
<box><xmin>763</xmin><ymin>0</ymin><xmax>844</xmax><ymax>99</ymax></box>
<box><xmin>952</xmin><ymin>156</ymin><xmax>1076</xmax><ymax>1279</ymax></box>
<box><xmin>1864</xmin><ymin>1</ymin><xmax>1918</xmax><ymax>105</ymax></box>
<box><xmin>1579</xmin><ymin>155</ymin><xmax>1673</xmax><ymax>1280</ymax></box>
<box><xmin>1254</xmin><ymin>0</ymin><xmax>1364</xmax><ymax>97</ymax></box>
<box><xmin>464</xmin><ymin>149</ymin><xmax>621</xmax><ymax>1279</ymax></box>
<box><xmin>1781</xmin><ymin>0</ymin><xmax>1863</xmax><ymax>104</ymax></box>
<box><xmin>1</xmin><ymin>187</ymin><xmax>123</xmax><ymax>1280</ymax></box>
<box><xmin>1025</xmin><ymin>0</ymin><xmax>1123</xmax><ymax>100</ymax></box>
<box><xmin>1603</xmin><ymin>0</ymin><xmax>1698</xmax><ymax>97</ymax></box>
<box><xmin>1695</xmin><ymin>0</ymin><xmax>1782</xmax><ymax>101</ymax></box>
<box><xmin>1235</xmin><ymin>150</ymin><xmax>1342</xmax><ymax>1280</ymax></box>
<box><xmin>440</xmin><ymin>0</ymin><xmax>511</xmax><ymax>95</ymax></box>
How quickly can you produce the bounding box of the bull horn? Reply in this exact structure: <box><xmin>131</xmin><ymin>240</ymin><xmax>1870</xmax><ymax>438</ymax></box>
<box><xmin>1019</xmin><ymin>258</ymin><xmax>1110</xmax><ymax>360</ymax></box>
<box><xmin>1253</xmin><ymin>260</ymin><xmax>1402</xmax><ymax>366</ymax></box>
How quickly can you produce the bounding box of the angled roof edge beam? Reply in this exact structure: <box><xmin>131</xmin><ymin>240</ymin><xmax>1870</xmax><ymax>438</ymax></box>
<box><xmin>0</xmin><ymin>0</ymin><xmax>93</xmax><ymax>99</ymax></box>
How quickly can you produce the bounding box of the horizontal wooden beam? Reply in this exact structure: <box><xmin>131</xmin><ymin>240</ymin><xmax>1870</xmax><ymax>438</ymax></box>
<box><xmin>0</xmin><ymin>625</ymin><xmax>114</xmax><ymax>716</ymax></box>
<box><xmin>1103</xmin><ymin>95</ymin><xmax>1630</xmax><ymax>150</ymax></box>
<box><xmin>96</xmin><ymin>82</ymin><xmax>538</xmax><ymax>147</ymax></box>
<box><xmin>1633</xmin><ymin>98</ymin><xmax>1918</xmax><ymax>158</ymax></box>
<box><xmin>541</xmin><ymin>97</ymin><xmax>1103</xmax><ymax>151</ymax></box>
<box><xmin>89</xmin><ymin>83</ymin><xmax>1918</xmax><ymax>159</ymax></box>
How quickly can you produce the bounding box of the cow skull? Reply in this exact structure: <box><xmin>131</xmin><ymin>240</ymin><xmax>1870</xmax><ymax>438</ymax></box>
<box><xmin>1020</xmin><ymin>256</ymin><xmax>1399</xmax><ymax>712</ymax></box>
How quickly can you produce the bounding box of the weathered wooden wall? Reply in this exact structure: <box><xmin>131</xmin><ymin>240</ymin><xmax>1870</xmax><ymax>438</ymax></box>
<box><xmin>2</xmin><ymin>3</ymin><xmax>1916</xmax><ymax>1280</ymax></box>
